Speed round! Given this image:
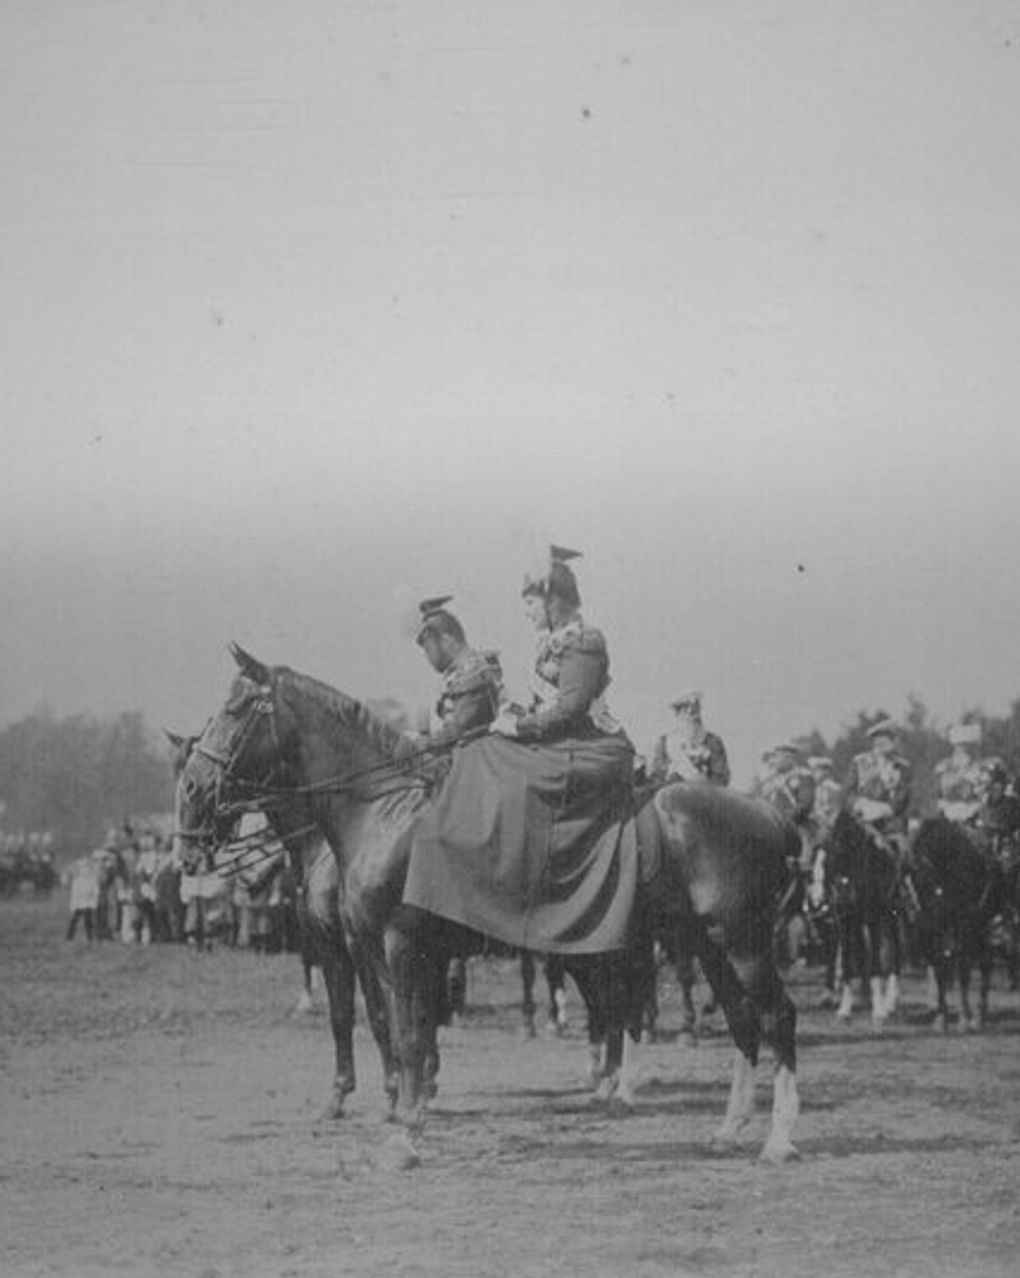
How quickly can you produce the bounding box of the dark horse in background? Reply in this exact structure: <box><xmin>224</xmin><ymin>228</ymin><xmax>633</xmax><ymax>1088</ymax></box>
<box><xmin>825</xmin><ymin>810</ymin><xmax>903</xmax><ymax>1025</ymax></box>
<box><xmin>912</xmin><ymin>815</ymin><xmax>1006</xmax><ymax>1032</ymax></box>
<box><xmin>175</xmin><ymin>646</ymin><xmax>803</xmax><ymax>1163</ymax></box>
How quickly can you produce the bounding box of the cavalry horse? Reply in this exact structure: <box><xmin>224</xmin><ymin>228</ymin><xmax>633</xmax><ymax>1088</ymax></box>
<box><xmin>911</xmin><ymin>816</ymin><xmax>1006</xmax><ymax>1032</ymax></box>
<box><xmin>824</xmin><ymin>810</ymin><xmax>903</xmax><ymax>1024</ymax></box>
<box><xmin>170</xmin><ymin>728</ymin><xmax>398</xmax><ymax>1116</ymax></box>
<box><xmin>174</xmin><ymin>646</ymin><xmax>803</xmax><ymax>1162</ymax></box>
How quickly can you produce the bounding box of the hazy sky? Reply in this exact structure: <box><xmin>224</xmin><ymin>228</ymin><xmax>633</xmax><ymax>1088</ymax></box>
<box><xmin>3</xmin><ymin>0</ymin><xmax>1020</xmax><ymax>784</ymax></box>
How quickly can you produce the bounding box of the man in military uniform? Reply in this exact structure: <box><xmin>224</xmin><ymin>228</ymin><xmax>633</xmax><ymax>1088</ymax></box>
<box><xmin>842</xmin><ymin>720</ymin><xmax>913</xmax><ymax>848</ymax></box>
<box><xmin>412</xmin><ymin>597</ymin><xmax>503</xmax><ymax>1023</ymax></box>
<box><xmin>753</xmin><ymin>743</ymin><xmax>815</xmax><ymax>966</ymax></box>
<box><xmin>413</xmin><ymin>596</ymin><xmax>503</xmax><ymax>750</ymax></box>
<box><xmin>933</xmin><ymin>722</ymin><xmax>985</xmax><ymax>824</ymax></box>
<box><xmin>649</xmin><ymin>691</ymin><xmax>730</xmax><ymax>786</ymax></box>
<box><xmin>808</xmin><ymin>756</ymin><xmax>842</xmax><ymax>837</ymax></box>
<box><xmin>754</xmin><ymin>743</ymin><xmax>816</xmax><ymax>830</ymax></box>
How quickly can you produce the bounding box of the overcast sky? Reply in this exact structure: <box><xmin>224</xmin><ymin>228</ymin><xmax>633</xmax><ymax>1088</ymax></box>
<box><xmin>2</xmin><ymin>0</ymin><xmax>1020</xmax><ymax>784</ymax></box>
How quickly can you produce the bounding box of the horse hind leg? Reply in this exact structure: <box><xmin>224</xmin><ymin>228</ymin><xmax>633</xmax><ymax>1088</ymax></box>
<box><xmin>726</xmin><ymin>950</ymin><xmax>800</xmax><ymax>1164</ymax></box>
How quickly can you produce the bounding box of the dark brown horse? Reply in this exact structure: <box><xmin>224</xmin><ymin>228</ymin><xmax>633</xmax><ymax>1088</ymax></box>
<box><xmin>174</xmin><ymin>647</ymin><xmax>802</xmax><ymax>1162</ymax></box>
<box><xmin>170</xmin><ymin>726</ymin><xmax>398</xmax><ymax>1116</ymax></box>
<box><xmin>912</xmin><ymin>816</ymin><xmax>1006</xmax><ymax>1032</ymax></box>
<box><xmin>824</xmin><ymin>810</ymin><xmax>903</xmax><ymax>1025</ymax></box>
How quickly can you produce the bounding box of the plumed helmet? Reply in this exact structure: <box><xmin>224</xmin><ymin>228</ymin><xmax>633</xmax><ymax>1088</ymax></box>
<box><xmin>415</xmin><ymin>596</ymin><xmax>458</xmax><ymax>645</ymax></box>
<box><xmin>522</xmin><ymin>545</ymin><xmax>582</xmax><ymax>608</ymax></box>
<box><xmin>866</xmin><ymin>719</ymin><xmax>899</xmax><ymax>741</ymax></box>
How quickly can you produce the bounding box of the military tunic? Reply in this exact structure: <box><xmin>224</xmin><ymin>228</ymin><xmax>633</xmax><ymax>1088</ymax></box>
<box><xmin>933</xmin><ymin>755</ymin><xmax>985</xmax><ymax>822</ymax></box>
<box><xmin>650</xmin><ymin>727</ymin><xmax>730</xmax><ymax>786</ymax></box>
<box><xmin>428</xmin><ymin>647</ymin><xmax>503</xmax><ymax>747</ymax></box>
<box><xmin>842</xmin><ymin>750</ymin><xmax>912</xmax><ymax>836</ymax></box>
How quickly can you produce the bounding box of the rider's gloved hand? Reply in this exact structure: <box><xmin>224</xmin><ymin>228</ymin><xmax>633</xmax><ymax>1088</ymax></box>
<box><xmin>489</xmin><ymin>710</ymin><xmax>520</xmax><ymax>738</ymax></box>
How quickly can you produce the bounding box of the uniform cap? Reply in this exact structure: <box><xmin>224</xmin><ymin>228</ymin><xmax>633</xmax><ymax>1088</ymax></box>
<box><xmin>948</xmin><ymin>722</ymin><xmax>981</xmax><ymax>746</ymax></box>
<box><xmin>807</xmin><ymin>755</ymin><xmax>833</xmax><ymax>771</ymax></box>
<box><xmin>670</xmin><ymin>690</ymin><xmax>703</xmax><ymax>714</ymax></box>
<box><xmin>522</xmin><ymin>545</ymin><xmax>583</xmax><ymax>605</ymax></box>
<box><xmin>415</xmin><ymin>595</ymin><xmax>455</xmax><ymax>643</ymax></box>
<box><xmin>866</xmin><ymin>719</ymin><xmax>899</xmax><ymax>740</ymax></box>
<box><xmin>769</xmin><ymin>741</ymin><xmax>802</xmax><ymax>758</ymax></box>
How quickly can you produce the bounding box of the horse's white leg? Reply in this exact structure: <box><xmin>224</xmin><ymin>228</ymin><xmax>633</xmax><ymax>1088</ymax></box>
<box><xmin>615</xmin><ymin>1033</ymin><xmax>642</xmax><ymax>1111</ymax></box>
<box><xmin>585</xmin><ymin>1042</ymin><xmax>605</xmax><ymax>1088</ymax></box>
<box><xmin>835</xmin><ymin>982</ymin><xmax>854</xmax><ymax>1020</ymax></box>
<box><xmin>760</xmin><ymin>1064</ymin><xmax>800</xmax><ymax>1164</ymax></box>
<box><xmin>713</xmin><ymin>1049</ymin><xmax>755</xmax><ymax>1145</ymax></box>
<box><xmin>924</xmin><ymin>965</ymin><xmax>939</xmax><ymax>1012</ymax></box>
<box><xmin>870</xmin><ymin>975</ymin><xmax>888</xmax><ymax>1026</ymax></box>
<box><xmin>884</xmin><ymin>972</ymin><xmax>900</xmax><ymax>1016</ymax></box>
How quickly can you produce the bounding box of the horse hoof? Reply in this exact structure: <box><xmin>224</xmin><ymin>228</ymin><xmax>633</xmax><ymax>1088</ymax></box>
<box><xmin>589</xmin><ymin>1077</ymin><xmax>618</xmax><ymax>1107</ymax></box>
<box><xmin>760</xmin><ymin>1139</ymin><xmax>801</xmax><ymax>1166</ymax></box>
<box><xmin>294</xmin><ymin>992</ymin><xmax>315</xmax><ymax>1016</ymax></box>
<box><xmin>321</xmin><ymin>1097</ymin><xmax>348</xmax><ymax>1121</ymax></box>
<box><xmin>374</xmin><ymin>1131</ymin><xmax>421</xmax><ymax>1173</ymax></box>
<box><xmin>710</xmin><ymin>1126</ymin><xmax>745</xmax><ymax>1150</ymax></box>
<box><xmin>608</xmin><ymin>1094</ymin><xmax>636</xmax><ymax>1118</ymax></box>
<box><xmin>640</xmin><ymin>1029</ymin><xmax>656</xmax><ymax>1046</ymax></box>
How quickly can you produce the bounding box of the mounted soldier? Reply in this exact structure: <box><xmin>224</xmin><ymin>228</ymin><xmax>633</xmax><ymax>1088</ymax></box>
<box><xmin>753</xmin><ymin>742</ymin><xmax>816</xmax><ymax>965</ymax></box>
<box><xmin>933</xmin><ymin>722</ymin><xmax>985</xmax><ymax>826</ymax></box>
<box><xmin>842</xmin><ymin>720</ymin><xmax>913</xmax><ymax>856</ymax></box>
<box><xmin>649</xmin><ymin>691</ymin><xmax>730</xmax><ymax>787</ymax></box>
<box><xmin>411</xmin><ymin>596</ymin><xmax>503</xmax><ymax>754</ymax></box>
<box><xmin>409</xmin><ymin>595</ymin><xmax>503</xmax><ymax>1019</ymax></box>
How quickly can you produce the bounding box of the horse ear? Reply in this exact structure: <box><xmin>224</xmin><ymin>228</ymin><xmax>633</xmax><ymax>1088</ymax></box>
<box><xmin>164</xmin><ymin>729</ymin><xmax>186</xmax><ymax>749</ymax></box>
<box><xmin>229</xmin><ymin>641</ymin><xmax>271</xmax><ymax>685</ymax></box>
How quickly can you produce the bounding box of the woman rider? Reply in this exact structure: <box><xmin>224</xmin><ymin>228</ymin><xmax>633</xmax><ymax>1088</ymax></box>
<box><xmin>402</xmin><ymin>546</ymin><xmax>639</xmax><ymax>954</ymax></box>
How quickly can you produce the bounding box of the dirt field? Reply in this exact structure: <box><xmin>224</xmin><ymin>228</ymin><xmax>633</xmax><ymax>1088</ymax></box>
<box><xmin>2</xmin><ymin>895</ymin><xmax>1019</xmax><ymax>1278</ymax></box>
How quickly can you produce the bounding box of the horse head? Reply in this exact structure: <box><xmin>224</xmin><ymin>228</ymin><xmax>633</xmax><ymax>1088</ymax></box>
<box><xmin>174</xmin><ymin>644</ymin><xmax>298</xmax><ymax>872</ymax></box>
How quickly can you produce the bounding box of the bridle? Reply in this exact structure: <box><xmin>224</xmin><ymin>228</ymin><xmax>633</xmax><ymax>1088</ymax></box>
<box><xmin>175</xmin><ymin>678</ymin><xmax>452</xmax><ymax>857</ymax></box>
<box><xmin>175</xmin><ymin>683</ymin><xmax>293</xmax><ymax>857</ymax></box>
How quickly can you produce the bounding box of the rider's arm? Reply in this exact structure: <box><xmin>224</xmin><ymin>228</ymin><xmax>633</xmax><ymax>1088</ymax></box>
<box><xmin>648</xmin><ymin>735</ymin><xmax>669</xmax><ymax>783</ymax></box>
<box><xmin>707</xmin><ymin>734</ymin><xmax>731</xmax><ymax>787</ymax></box>
<box><xmin>430</xmin><ymin>671</ymin><xmax>500</xmax><ymax>747</ymax></box>
<box><xmin>515</xmin><ymin>637</ymin><xmax>607</xmax><ymax>741</ymax></box>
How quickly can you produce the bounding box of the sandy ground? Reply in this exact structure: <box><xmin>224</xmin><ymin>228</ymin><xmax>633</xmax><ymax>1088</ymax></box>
<box><xmin>2</xmin><ymin>896</ymin><xmax>1019</xmax><ymax>1278</ymax></box>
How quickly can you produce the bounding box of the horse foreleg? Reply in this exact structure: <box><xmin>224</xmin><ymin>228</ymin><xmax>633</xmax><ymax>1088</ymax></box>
<box><xmin>545</xmin><ymin>954</ymin><xmax>569</xmax><ymax>1036</ymax></box>
<box><xmin>384</xmin><ymin>914</ymin><xmax>431</xmax><ymax>1131</ymax></box>
<box><xmin>319</xmin><ymin>942</ymin><xmax>357</xmax><ymax>1119</ymax></box>
<box><xmin>519</xmin><ymin>951</ymin><xmax>537</xmax><ymax>1038</ymax></box>
<box><xmin>354</xmin><ymin>948</ymin><xmax>400</xmax><ymax>1109</ymax></box>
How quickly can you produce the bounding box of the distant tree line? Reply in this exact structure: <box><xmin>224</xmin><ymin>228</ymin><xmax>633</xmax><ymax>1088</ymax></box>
<box><xmin>796</xmin><ymin>694</ymin><xmax>1020</xmax><ymax>816</ymax></box>
<box><xmin>0</xmin><ymin>709</ymin><xmax>175</xmax><ymax>857</ymax></box>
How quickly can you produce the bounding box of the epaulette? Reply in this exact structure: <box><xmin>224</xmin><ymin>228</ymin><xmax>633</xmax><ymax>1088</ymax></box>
<box><xmin>560</xmin><ymin>626</ymin><xmax>607</xmax><ymax>658</ymax></box>
<box><xmin>445</xmin><ymin>650</ymin><xmax>501</xmax><ymax>697</ymax></box>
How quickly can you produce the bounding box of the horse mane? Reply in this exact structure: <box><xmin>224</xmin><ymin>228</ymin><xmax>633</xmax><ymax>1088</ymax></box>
<box><xmin>272</xmin><ymin>666</ymin><xmax>407</xmax><ymax>762</ymax></box>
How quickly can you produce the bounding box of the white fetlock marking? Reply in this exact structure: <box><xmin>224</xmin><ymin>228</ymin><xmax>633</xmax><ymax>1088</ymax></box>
<box><xmin>869</xmin><ymin>976</ymin><xmax>886</xmax><ymax>1021</ymax></box>
<box><xmin>617</xmin><ymin>1034</ymin><xmax>641</xmax><ymax>1109</ymax></box>
<box><xmin>715</xmin><ymin>1048</ymin><xmax>755</xmax><ymax>1142</ymax></box>
<box><xmin>836</xmin><ymin>983</ymin><xmax>853</xmax><ymax>1020</ymax></box>
<box><xmin>885</xmin><ymin>973</ymin><xmax>900</xmax><ymax>1014</ymax></box>
<box><xmin>762</xmin><ymin>1064</ymin><xmax>799</xmax><ymax>1157</ymax></box>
